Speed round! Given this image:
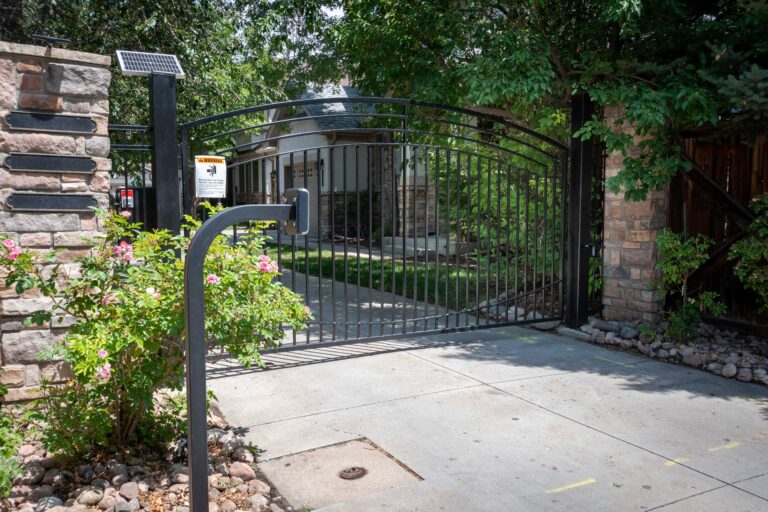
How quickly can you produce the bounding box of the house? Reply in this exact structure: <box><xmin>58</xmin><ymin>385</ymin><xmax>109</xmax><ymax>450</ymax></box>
<box><xmin>230</xmin><ymin>84</ymin><xmax>433</xmax><ymax>242</ymax></box>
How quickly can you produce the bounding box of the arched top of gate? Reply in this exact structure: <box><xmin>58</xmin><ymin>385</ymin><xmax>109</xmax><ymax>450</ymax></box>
<box><xmin>179</xmin><ymin>96</ymin><xmax>569</xmax><ymax>153</ymax></box>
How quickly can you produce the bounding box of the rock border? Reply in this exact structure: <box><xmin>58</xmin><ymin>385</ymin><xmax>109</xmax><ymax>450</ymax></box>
<box><xmin>579</xmin><ymin>317</ymin><xmax>768</xmax><ymax>385</ymax></box>
<box><xmin>5</xmin><ymin>414</ymin><xmax>293</xmax><ymax>512</ymax></box>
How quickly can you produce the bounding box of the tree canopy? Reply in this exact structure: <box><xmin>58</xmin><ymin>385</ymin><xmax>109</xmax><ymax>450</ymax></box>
<box><xmin>4</xmin><ymin>1</ymin><xmax>766</xmax><ymax>200</ymax></box>
<box><xmin>2</xmin><ymin>0</ymin><xmax>298</xmax><ymax>125</ymax></box>
<box><xmin>270</xmin><ymin>0</ymin><xmax>768</xmax><ymax>199</ymax></box>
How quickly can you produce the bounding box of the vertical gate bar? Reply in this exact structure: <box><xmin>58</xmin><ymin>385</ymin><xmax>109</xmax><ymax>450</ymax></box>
<box><xmin>290</xmin><ymin>153</ymin><xmax>297</xmax><ymax>346</ymax></box>
<box><xmin>551</xmin><ymin>158</ymin><xmax>557</xmax><ymax>317</ymax></box>
<box><xmin>303</xmin><ymin>150</ymin><xmax>310</xmax><ymax>344</ymax></box>
<box><xmin>505</xmin><ymin>164</ymin><xmax>512</xmax><ymax>321</ymax></box>
<box><xmin>433</xmin><ymin>149</ymin><xmax>441</xmax><ymax>330</ymax></box>
<box><xmin>316</xmin><ymin>148</ymin><xmax>324</xmax><ymax>343</ymax></box>
<box><xmin>402</xmin><ymin>106</ymin><xmax>411</xmax><ymax>334</ymax></box>
<box><xmin>513</xmin><ymin>166</ymin><xmax>520</xmax><ymax>320</ymax></box>
<box><xmin>355</xmin><ymin>145</ymin><xmax>362</xmax><ymax>339</ymax></box>
<box><xmin>379</xmin><ymin>144</ymin><xmax>386</xmax><ymax>336</ymax></box>
<box><xmin>180</xmin><ymin>127</ymin><xmax>191</xmax><ymax>219</ymax></box>
<box><xmin>329</xmin><ymin>146</ymin><xmax>337</xmax><ymax>341</ymax></box>
<box><xmin>133</xmin><ymin>137</ymin><xmax>141</xmax><ymax>229</ymax></box>
<box><xmin>533</xmin><ymin>174</ymin><xmax>540</xmax><ymax>318</ymax></box>
<box><xmin>139</xmin><ymin>143</ymin><xmax>147</xmax><ymax>230</ymax></box>
<box><xmin>559</xmin><ymin>149</ymin><xmax>568</xmax><ymax>317</ymax></box>
<box><xmin>478</xmin><ymin>157</ymin><xmax>488</xmax><ymax>325</ymax></box>
<box><xmin>568</xmin><ymin>92</ymin><xmax>595</xmax><ymax>327</ymax></box>
<box><xmin>261</xmin><ymin>159</ymin><xmax>267</xmax><ymax>240</ymax></box>
<box><xmin>475</xmin><ymin>155</ymin><xmax>482</xmax><ymax>326</ymax></box>
<box><xmin>485</xmin><ymin>158</ymin><xmax>492</xmax><ymax>325</ymax></box>
<box><xmin>411</xmin><ymin>145</ymin><xmax>419</xmax><ymax>332</ymax></box>
<box><xmin>368</xmin><ymin>146</ymin><xmax>374</xmax><ymax>337</ymax></box>
<box><xmin>342</xmin><ymin>146</ymin><xmax>349</xmax><ymax>341</ymax></box>
<box><xmin>542</xmin><ymin>170</ymin><xmax>549</xmax><ymax>316</ymax></box>
<box><xmin>391</xmin><ymin>145</ymin><xmax>398</xmax><ymax>334</ymax></box>
<box><xmin>444</xmin><ymin>150</ymin><xmax>451</xmax><ymax>329</ymax></box>
<box><xmin>495</xmin><ymin>158</ymin><xmax>501</xmax><ymax>321</ymax></box>
<box><xmin>400</xmin><ymin>144</ymin><xmax>408</xmax><ymax>334</ymax></box>
<box><xmin>122</xmin><ymin>149</ymin><xmax>129</xmax><ymax>202</ymax></box>
<box><xmin>454</xmin><ymin>151</ymin><xmax>461</xmax><ymax>327</ymax></box>
<box><xmin>465</xmin><ymin>153</ymin><xmax>471</xmax><ymax>326</ymax></box>
<box><xmin>276</xmin><ymin>155</ymin><xmax>288</xmax><ymax>278</ymax></box>
<box><xmin>523</xmin><ymin>171</ymin><xmax>530</xmax><ymax>318</ymax></box>
<box><xmin>423</xmin><ymin>146</ymin><xmax>431</xmax><ymax>332</ymax></box>
<box><xmin>140</xmin><ymin>131</ymin><xmax>147</xmax><ymax>230</ymax></box>
<box><xmin>232</xmin><ymin>165</ymin><xmax>239</xmax><ymax>245</ymax></box>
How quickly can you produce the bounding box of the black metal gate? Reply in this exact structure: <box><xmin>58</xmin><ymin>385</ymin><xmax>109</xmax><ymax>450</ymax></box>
<box><xmin>177</xmin><ymin>97</ymin><xmax>568</xmax><ymax>347</ymax></box>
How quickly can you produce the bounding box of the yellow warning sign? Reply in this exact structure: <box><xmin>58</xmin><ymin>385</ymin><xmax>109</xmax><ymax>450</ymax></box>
<box><xmin>195</xmin><ymin>156</ymin><xmax>225</xmax><ymax>164</ymax></box>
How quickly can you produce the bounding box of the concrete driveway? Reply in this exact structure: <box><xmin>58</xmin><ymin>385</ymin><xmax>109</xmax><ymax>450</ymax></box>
<box><xmin>208</xmin><ymin>327</ymin><xmax>768</xmax><ymax>511</ymax></box>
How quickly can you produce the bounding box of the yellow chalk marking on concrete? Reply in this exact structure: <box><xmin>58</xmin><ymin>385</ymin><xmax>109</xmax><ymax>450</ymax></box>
<box><xmin>545</xmin><ymin>478</ymin><xmax>597</xmax><ymax>494</ymax></box>
<box><xmin>708</xmin><ymin>442</ymin><xmax>740</xmax><ymax>452</ymax></box>
<box><xmin>663</xmin><ymin>457</ymin><xmax>689</xmax><ymax>467</ymax></box>
<box><xmin>593</xmin><ymin>356</ymin><xmax>636</xmax><ymax>368</ymax></box>
<box><xmin>517</xmin><ymin>337</ymin><xmax>539</xmax><ymax>345</ymax></box>
<box><xmin>565</xmin><ymin>347</ymin><xmax>575</xmax><ymax>351</ymax></box>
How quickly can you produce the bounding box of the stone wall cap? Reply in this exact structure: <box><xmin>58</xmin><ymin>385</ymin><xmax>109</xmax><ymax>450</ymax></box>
<box><xmin>0</xmin><ymin>41</ymin><xmax>111</xmax><ymax>67</ymax></box>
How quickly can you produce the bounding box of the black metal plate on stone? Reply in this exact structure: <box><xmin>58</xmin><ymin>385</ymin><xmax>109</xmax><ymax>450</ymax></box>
<box><xmin>7</xmin><ymin>193</ymin><xmax>97</xmax><ymax>212</ymax></box>
<box><xmin>4</xmin><ymin>111</ymin><xmax>96</xmax><ymax>134</ymax></box>
<box><xmin>5</xmin><ymin>153</ymin><xmax>96</xmax><ymax>174</ymax></box>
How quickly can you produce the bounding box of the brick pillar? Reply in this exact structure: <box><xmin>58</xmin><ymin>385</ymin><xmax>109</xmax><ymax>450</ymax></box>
<box><xmin>601</xmin><ymin>105</ymin><xmax>666</xmax><ymax>323</ymax></box>
<box><xmin>0</xmin><ymin>42</ymin><xmax>111</xmax><ymax>402</ymax></box>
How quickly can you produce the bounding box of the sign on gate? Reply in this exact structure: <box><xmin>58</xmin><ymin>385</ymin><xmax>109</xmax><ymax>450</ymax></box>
<box><xmin>194</xmin><ymin>155</ymin><xmax>227</xmax><ymax>198</ymax></box>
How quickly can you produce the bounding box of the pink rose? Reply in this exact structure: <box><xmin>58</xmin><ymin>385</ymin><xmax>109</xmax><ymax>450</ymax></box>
<box><xmin>207</xmin><ymin>274</ymin><xmax>221</xmax><ymax>284</ymax></box>
<box><xmin>7</xmin><ymin>246</ymin><xmax>21</xmax><ymax>260</ymax></box>
<box><xmin>113</xmin><ymin>241</ymin><xmax>133</xmax><ymax>262</ymax></box>
<box><xmin>303</xmin><ymin>306</ymin><xmax>311</xmax><ymax>315</ymax></box>
<box><xmin>120</xmin><ymin>210</ymin><xmax>132</xmax><ymax>218</ymax></box>
<box><xmin>96</xmin><ymin>362</ymin><xmax>111</xmax><ymax>379</ymax></box>
<box><xmin>98</xmin><ymin>349</ymin><xmax>107</xmax><ymax>359</ymax></box>
<box><xmin>2</xmin><ymin>239</ymin><xmax>16</xmax><ymax>249</ymax></box>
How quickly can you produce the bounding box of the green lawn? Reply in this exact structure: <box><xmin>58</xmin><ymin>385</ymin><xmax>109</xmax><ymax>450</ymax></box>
<box><xmin>267</xmin><ymin>244</ymin><xmax>534</xmax><ymax>312</ymax></box>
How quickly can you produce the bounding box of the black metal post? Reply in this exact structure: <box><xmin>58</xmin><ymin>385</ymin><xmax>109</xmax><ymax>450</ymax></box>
<box><xmin>149</xmin><ymin>73</ymin><xmax>181</xmax><ymax>234</ymax></box>
<box><xmin>567</xmin><ymin>92</ymin><xmax>595</xmax><ymax>328</ymax></box>
<box><xmin>184</xmin><ymin>190</ymin><xmax>308</xmax><ymax>512</ymax></box>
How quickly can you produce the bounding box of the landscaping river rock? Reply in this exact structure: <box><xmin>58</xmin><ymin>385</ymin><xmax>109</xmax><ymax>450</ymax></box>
<box><xmin>4</xmin><ymin>416</ymin><xmax>293</xmax><ymax>512</ymax></box>
<box><xmin>581</xmin><ymin>317</ymin><xmax>768</xmax><ymax>386</ymax></box>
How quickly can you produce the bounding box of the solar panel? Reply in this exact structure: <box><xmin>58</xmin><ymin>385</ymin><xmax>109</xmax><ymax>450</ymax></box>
<box><xmin>116</xmin><ymin>50</ymin><xmax>185</xmax><ymax>79</ymax></box>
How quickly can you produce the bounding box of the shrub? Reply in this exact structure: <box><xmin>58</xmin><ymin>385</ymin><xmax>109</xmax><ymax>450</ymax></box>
<box><xmin>0</xmin><ymin>384</ymin><xmax>22</xmax><ymax>498</ymax></box>
<box><xmin>729</xmin><ymin>193</ymin><xmax>768</xmax><ymax>312</ymax></box>
<box><xmin>0</xmin><ymin>209</ymin><xmax>310</xmax><ymax>456</ymax></box>
<box><xmin>655</xmin><ymin>228</ymin><xmax>725</xmax><ymax>341</ymax></box>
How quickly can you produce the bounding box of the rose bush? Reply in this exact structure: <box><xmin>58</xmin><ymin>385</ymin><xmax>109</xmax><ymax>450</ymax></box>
<box><xmin>0</xmin><ymin>208</ymin><xmax>310</xmax><ymax>456</ymax></box>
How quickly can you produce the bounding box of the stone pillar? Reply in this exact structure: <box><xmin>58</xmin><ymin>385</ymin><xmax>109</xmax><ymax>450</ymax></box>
<box><xmin>0</xmin><ymin>42</ymin><xmax>111</xmax><ymax>402</ymax></box>
<box><xmin>601</xmin><ymin>105</ymin><xmax>666</xmax><ymax>324</ymax></box>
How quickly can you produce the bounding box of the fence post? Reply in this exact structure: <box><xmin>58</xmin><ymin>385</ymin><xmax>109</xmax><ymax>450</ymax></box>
<box><xmin>567</xmin><ymin>92</ymin><xmax>595</xmax><ymax>328</ymax></box>
<box><xmin>149</xmin><ymin>73</ymin><xmax>181</xmax><ymax>234</ymax></box>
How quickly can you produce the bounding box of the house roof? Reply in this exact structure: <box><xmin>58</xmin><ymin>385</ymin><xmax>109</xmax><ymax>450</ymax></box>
<box><xmin>299</xmin><ymin>84</ymin><xmax>364</xmax><ymax>130</ymax></box>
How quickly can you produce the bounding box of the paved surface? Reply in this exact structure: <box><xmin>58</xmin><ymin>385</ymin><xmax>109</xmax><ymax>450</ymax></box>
<box><xmin>208</xmin><ymin>326</ymin><xmax>768</xmax><ymax>511</ymax></box>
<box><xmin>278</xmin><ymin>269</ymin><xmax>481</xmax><ymax>344</ymax></box>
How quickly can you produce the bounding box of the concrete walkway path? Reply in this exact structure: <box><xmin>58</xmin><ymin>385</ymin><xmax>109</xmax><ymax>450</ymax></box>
<box><xmin>208</xmin><ymin>327</ymin><xmax>768</xmax><ymax>511</ymax></box>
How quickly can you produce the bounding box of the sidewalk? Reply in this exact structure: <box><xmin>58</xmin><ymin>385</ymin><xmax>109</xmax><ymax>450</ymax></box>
<box><xmin>208</xmin><ymin>326</ymin><xmax>768</xmax><ymax>511</ymax></box>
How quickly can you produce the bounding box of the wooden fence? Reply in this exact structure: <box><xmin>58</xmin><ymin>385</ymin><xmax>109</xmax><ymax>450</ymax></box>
<box><xmin>668</xmin><ymin>131</ymin><xmax>767</xmax><ymax>329</ymax></box>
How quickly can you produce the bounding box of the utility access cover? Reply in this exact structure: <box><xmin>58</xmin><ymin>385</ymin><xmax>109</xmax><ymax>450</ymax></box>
<box><xmin>258</xmin><ymin>438</ymin><xmax>421</xmax><ymax>509</ymax></box>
